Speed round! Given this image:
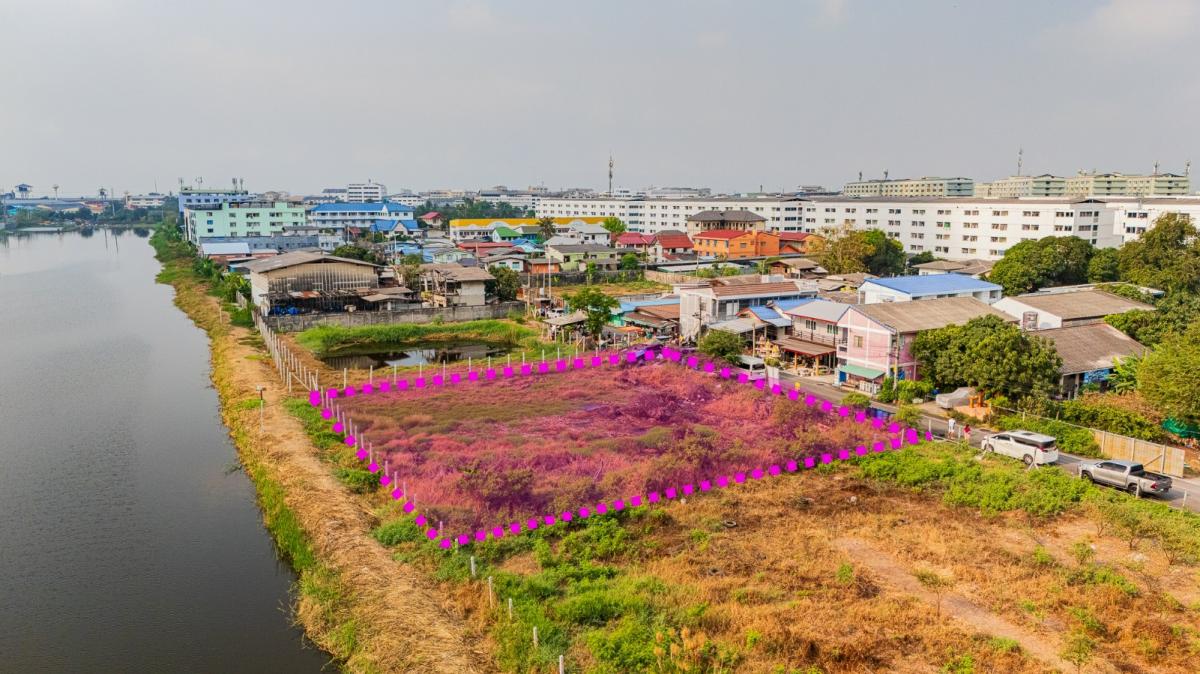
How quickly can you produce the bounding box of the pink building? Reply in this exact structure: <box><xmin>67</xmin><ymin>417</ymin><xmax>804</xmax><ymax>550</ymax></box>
<box><xmin>836</xmin><ymin>297</ymin><xmax>1014</xmax><ymax>390</ymax></box>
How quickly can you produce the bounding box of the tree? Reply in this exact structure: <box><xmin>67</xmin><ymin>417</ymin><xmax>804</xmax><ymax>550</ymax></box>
<box><xmin>489</xmin><ymin>265</ymin><xmax>520</xmax><ymax>302</ymax></box>
<box><xmin>1108</xmin><ymin>355</ymin><xmax>1141</xmax><ymax>394</ymax></box>
<box><xmin>987</xmin><ymin>236</ymin><xmax>1095</xmax><ymax>295</ymax></box>
<box><xmin>1086</xmin><ymin>247</ymin><xmax>1120</xmax><ymax>283</ymax></box>
<box><xmin>1137</xmin><ymin>322</ymin><xmax>1200</xmax><ymax>424</ymax></box>
<box><xmin>537</xmin><ymin>216</ymin><xmax>557</xmax><ymax>242</ymax></box>
<box><xmin>620</xmin><ymin>253</ymin><xmax>640</xmax><ymax>271</ymax></box>
<box><xmin>913</xmin><ymin>568</ymin><xmax>953</xmax><ymax>617</ymax></box>
<box><xmin>1106</xmin><ymin>292</ymin><xmax>1200</xmax><ymax>347</ymax></box>
<box><xmin>912</xmin><ymin>315</ymin><xmax>1062</xmax><ymax>401</ymax></box>
<box><xmin>1060</xmin><ymin>631</ymin><xmax>1095</xmax><ymax>674</ymax></box>
<box><xmin>814</xmin><ymin>223</ymin><xmax>874</xmax><ymax>274</ymax></box>
<box><xmin>908</xmin><ymin>251</ymin><xmax>938</xmax><ymax>266</ymax></box>
<box><xmin>332</xmin><ymin>244</ymin><xmax>380</xmax><ymax>265</ymax></box>
<box><xmin>755</xmin><ymin>256</ymin><xmax>782</xmax><ymax>275</ymax></box>
<box><xmin>602</xmin><ymin>216</ymin><xmax>626</xmax><ymax>235</ymax></box>
<box><xmin>697</xmin><ymin>329</ymin><xmax>745</xmax><ymax>363</ymax></box>
<box><xmin>863</xmin><ymin>229</ymin><xmax>905</xmax><ymax>276</ymax></box>
<box><xmin>565</xmin><ymin>286</ymin><xmax>618</xmax><ymax>338</ymax></box>
<box><xmin>1117</xmin><ymin>213</ymin><xmax>1200</xmax><ymax>294</ymax></box>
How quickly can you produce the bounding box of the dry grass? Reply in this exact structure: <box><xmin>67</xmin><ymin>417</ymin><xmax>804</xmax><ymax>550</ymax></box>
<box><xmin>159</xmin><ymin>254</ymin><xmax>492</xmax><ymax>673</ymax></box>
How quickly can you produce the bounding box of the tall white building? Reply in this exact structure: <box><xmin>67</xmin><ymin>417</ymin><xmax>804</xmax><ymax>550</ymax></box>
<box><xmin>536</xmin><ymin>196</ymin><xmax>805</xmax><ymax>234</ymax></box>
<box><xmin>977</xmin><ymin>172</ymin><xmax>1191</xmax><ymax>198</ymax></box>
<box><xmin>346</xmin><ymin>181</ymin><xmax>387</xmax><ymax>203</ymax></box>
<box><xmin>843</xmin><ymin>177</ymin><xmax>974</xmax><ymax>198</ymax></box>
<box><xmin>793</xmin><ymin>195</ymin><xmax>1200</xmax><ymax>261</ymax></box>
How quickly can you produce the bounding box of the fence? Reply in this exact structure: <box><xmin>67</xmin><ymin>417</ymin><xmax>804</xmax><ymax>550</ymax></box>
<box><xmin>644</xmin><ymin>269</ymin><xmax>699</xmax><ymax>285</ymax></box>
<box><xmin>263</xmin><ymin>301</ymin><xmax>525</xmax><ymax>332</ymax></box>
<box><xmin>253</xmin><ymin>312</ymin><xmax>319</xmax><ymax>392</ymax></box>
<box><xmin>1092</xmin><ymin>431</ymin><xmax>1185</xmax><ymax>477</ymax></box>
<box><xmin>999</xmin><ymin>405</ymin><xmax>1186</xmax><ymax>477</ymax></box>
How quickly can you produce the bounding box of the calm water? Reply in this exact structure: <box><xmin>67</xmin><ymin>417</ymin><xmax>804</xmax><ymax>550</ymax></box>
<box><xmin>319</xmin><ymin>342</ymin><xmax>506</xmax><ymax>370</ymax></box>
<box><xmin>0</xmin><ymin>231</ymin><xmax>330</xmax><ymax>672</ymax></box>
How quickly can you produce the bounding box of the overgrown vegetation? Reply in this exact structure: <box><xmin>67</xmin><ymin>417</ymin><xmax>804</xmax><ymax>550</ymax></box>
<box><xmin>295</xmin><ymin>319</ymin><xmax>538</xmax><ymax>356</ymax></box>
<box><xmin>912</xmin><ymin>315</ymin><xmax>1062</xmax><ymax>401</ymax></box>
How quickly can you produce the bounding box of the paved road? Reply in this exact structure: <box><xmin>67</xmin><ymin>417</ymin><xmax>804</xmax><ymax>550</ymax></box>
<box><xmin>775</xmin><ymin>372</ymin><xmax>1200</xmax><ymax>513</ymax></box>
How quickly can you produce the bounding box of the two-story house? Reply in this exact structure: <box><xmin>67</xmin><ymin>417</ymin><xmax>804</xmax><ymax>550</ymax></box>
<box><xmin>857</xmin><ymin>274</ymin><xmax>1002</xmax><ymax>304</ymax></box>
<box><xmin>678</xmin><ymin>278</ymin><xmax>817</xmax><ymax>340</ymax></box>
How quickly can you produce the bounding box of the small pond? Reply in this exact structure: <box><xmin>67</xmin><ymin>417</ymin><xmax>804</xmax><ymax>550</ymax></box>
<box><xmin>319</xmin><ymin>341</ymin><xmax>508</xmax><ymax>370</ymax></box>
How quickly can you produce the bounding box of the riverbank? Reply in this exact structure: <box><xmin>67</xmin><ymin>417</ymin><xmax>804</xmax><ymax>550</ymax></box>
<box><xmin>150</xmin><ymin>228</ymin><xmax>486</xmax><ymax>673</ymax></box>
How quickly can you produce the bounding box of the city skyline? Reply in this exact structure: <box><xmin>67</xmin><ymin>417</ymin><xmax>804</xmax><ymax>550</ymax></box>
<box><xmin>3</xmin><ymin>0</ymin><xmax>1198</xmax><ymax>196</ymax></box>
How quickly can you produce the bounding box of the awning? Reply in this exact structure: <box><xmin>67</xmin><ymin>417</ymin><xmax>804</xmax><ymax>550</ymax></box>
<box><xmin>775</xmin><ymin>337</ymin><xmax>835</xmax><ymax>357</ymax></box>
<box><xmin>838</xmin><ymin>364</ymin><xmax>886</xmax><ymax>380</ymax></box>
<box><xmin>545</xmin><ymin>310</ymin><xmax>587</xmax><ymax>327</ymax></box>
<box><xmin>708</xmin><ymin>318</ymin><xmax>756</xmax><ymax>334</ymax></box>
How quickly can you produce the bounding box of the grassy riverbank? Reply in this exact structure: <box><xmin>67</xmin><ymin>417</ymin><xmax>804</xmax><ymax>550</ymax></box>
<box><xmin>150</xmin><ymin>227</ymin><xmax>483</xmax><ymax>673</ymax></box>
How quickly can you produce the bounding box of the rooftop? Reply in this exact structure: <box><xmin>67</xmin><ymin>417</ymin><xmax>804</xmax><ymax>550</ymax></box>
<box><xmin>1038</xmin><ymin>323</ymin><xmax>1147</xmax><ymax>374</ymax></box>
<box><xmin>243</xmin><ymin>250</ymin><xmax>378</xmax><ymax>273</ymax></box>
<box><xmin>1001</xmin><ymin>289</ymin><xmax>1154</xmax><ymax>321</ymax></box>
<box><xmin>861</xmin><ymin>274</ymin><xmax>1001</xmax><ymax>297</ymax></box>
<box><xmin>710</xmin><ymin>281</ymin><xmax>810</xmax><ymax>298</ymax></box>
<box><xmin>851</xmin><ymin>297</ymin><xmax>1013</xmax><ymax>334</ymax></box>
<box><xmin>688</xmin><ymin>209</ymin><xmax>768</xmax><ymax>222</ymax></box>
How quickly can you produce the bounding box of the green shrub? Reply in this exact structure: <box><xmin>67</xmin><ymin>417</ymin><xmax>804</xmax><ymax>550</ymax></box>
<box><xmin>878</xmin><ymin>377</ymin><xmax>934</xmax><ymax>404</ymax></box>
<box><xmin>334</xmin><ymin>467</ymin><xmax>380</xmax><ymax>494</ymax></box>
<box><xmin>894</xmin><ymin>404</ymin><xmax>923</xmax><ymax>428</ymax></box>
<box><xmin>373</xmin><ymin>519</ymin><xmax>423</xmax><ymax>546</ymax></box>
<box><xmin>555</xmin><ymin>589</ymin><xmax>627</xmax><ymax>626</ymax></box>
<box><xmin>842</xmin><ymin>392</ymin><xmax>871</xmax><ymax>409</ymax></box>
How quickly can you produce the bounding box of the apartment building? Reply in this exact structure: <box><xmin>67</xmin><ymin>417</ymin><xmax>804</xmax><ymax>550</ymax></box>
<box><xmin>536</xmin><ymin>196</ymin><xmax>805</xmax><ymax>234</ymax></box>
<box><xmin>178</xmin><ymin>186</ymin><xmax>252</xmax><ymax>224</ymax></box>
<box><xmin>842</xmin><ymin>177</ymin><xmax>974</xmax><ymax>198</ymax></box>
<box><xmin>125</xmin><ymin>193</ymin><xmax>167</xmax><ymax>209</ymax></box>
<box><xmin>346</xmin><ymin>181</ymin><xmax>387</xmax><ymax>203</ymax></box>
<box><xmin>1106</xmin><ymin>198</ymin><xmax>1200</xmax><ymax>243</ymax></box>
<box><xmin>978</xmin><ymin>172</ymin><xmax>1191</xmax><ymax>198</ymax></box>
<box><xmin>796</xmin><ymin>196</ymin><xmax>1125</xmax><ymax>261</ymax></box>
<box><xmin>184</xmin><ymin>201</ymin><xmax>308</xmax><ymax>243</ymax></box>
<box><xmin>309</xmin><ymin>201</ymin><xmax>415</xmax><ymax>233</ymax></box>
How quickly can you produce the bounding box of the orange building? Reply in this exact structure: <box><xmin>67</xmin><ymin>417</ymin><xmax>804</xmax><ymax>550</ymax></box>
<box><xmin>693</xmin><ymin>229</ymin><xmax>780</xmax><ymax>260</ymax></box>
<box><xmin>778</xmin><ymin>231</ymin><xmax>824</xmax><ymax>255</ymax></box>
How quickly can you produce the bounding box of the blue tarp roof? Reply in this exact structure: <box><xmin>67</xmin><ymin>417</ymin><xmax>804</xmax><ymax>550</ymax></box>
<box><xmin>745</xmin><ymin>305</ymin><xmax>793</xmax><ymax>327</ymax></box>
<box><xmin>773</xmin><ymin>298</ymin><xmax>815</xmax><ymax>311</ymax></box>
<box><xmin>862</xmin><ymin>274</ymin><xmax>1001</xmax><ymax>297</ymax></box>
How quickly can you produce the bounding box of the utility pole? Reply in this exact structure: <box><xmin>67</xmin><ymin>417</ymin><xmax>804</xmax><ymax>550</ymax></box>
<box><xmin>608</xmin><ymin>154</ymin><xmax>614</xmax><ymax>195</ymax></box>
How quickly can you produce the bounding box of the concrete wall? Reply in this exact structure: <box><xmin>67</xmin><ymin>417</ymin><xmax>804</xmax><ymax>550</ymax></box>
<box><xmin>264</xmin><ymin>301</ymin><xmax>524</xmax><ymax>332</ymax></box>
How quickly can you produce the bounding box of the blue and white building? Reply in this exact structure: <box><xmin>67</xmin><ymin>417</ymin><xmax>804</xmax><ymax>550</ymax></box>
<box><xmin>857</xmin><ymin>274</ymin><xmax>1002</xmax><ymax>305</ymax></box>
<box><xmin>178</xmin><ymin>186</ymin><xmax>253</xmax><ymax>217</ymax></box>
<box><xmin>309</xmin><ymin>202</ymin><xmax>417</xmax><ymax>236</ymax></box>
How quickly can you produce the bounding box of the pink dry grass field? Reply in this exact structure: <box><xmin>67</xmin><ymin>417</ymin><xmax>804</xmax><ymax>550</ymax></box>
<box><xmin>339</xmin><ymin>361</ymin><xmax>890</xmax><ymax>536</ymax></box>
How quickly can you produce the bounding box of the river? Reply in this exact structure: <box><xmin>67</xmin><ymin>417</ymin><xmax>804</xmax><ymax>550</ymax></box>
<box><xmin>0</xmin><ymin>230</ymin><xmax>330</xmax><ymax>672</ymax></box>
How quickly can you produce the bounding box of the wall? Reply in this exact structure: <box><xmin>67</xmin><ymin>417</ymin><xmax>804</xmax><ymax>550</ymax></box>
<box><xmin>838</xmin><ymin>308</ymin><xmax>894</xmax><ymax>376</ymax></box>
<box><xmin>264</xmin><ymin>301</ymin><xmax>524</xmax><ymax>332</ymax></box>
<box><xmin>644</xmin><ymin>269</ymin><xmax>698</xmax><ymax>285</ymax></box>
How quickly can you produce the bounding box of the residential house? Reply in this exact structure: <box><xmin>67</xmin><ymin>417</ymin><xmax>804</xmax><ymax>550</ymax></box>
<box><xmin>458</xmin><ymin>241</ymin><xmax>515</xmax><ymax>257</ymax></box>
<box><xmin>993</xmin><ymin>289</ymin><xmax>1154</xmax><ymax>331</ymax></box>
<box><xmin>567</xmin><ymin>222</ymin><xmax>611</xmax><ymax>244</ymax></box>
<box><xmin>244</xmin><ymin>250</ymin><xmax>380</xmax><ymax>315</ymax></box>
<box><xmin>857</xmin><ymin>274</ymin><xmax>1002</xmax><ymax>305</ymax></box>
<box><xmin>685</xmin><ymin>210</ymin><xmax>767</xmax><ymax>237</ymax></box>
<box><xmin>614</xmin><ymin>232</ymin><xmax>655</xmax><ymax>255</ymax></box>
<box><xmin>651</xmin><ymin>231</ymin><xmax>694</xmax><ymax>262</ymax></box>
<box><xmin>545</xmin><ymin>244</ymin><xmax>621</xmax><ymax>271</ymax></box>
<box><xmin>774</xmin><ymin>299</ymin><xmax>851</xmax><ymax>372</ymax></box>
<box><xmin>912</xmin><ymin>259</ymin><xmax>995</xmax><ymax>278</ymax></box>
<box><xmin>622</xmin><ymin>302</ymin><xmax>682</xmax><ymax>340</ymax></box>
<box><xmin>768</xmin><ymin>257</ymin><xmax>826</xmax><ymax>279</ymax></box>
<box><xmin>199</xmin><ymin>242</ymin><xmax>278</xmax><ymax>266</ymax></box>
<box><xmin>693</xmin><ymin>230</ymin><xmax>780</xmax><ymax>260</ymax></box>
<box><xmin>1037</xmin><ymin>323</ymin><xmax>1147</xmax><ymax>397</ymax></box>
<box><xmin>428</xmin><ymin>248</ymin><xmax>475</xmax><ymax>264</ymax></box>
<box><xmin>777</xmin><ymin>232</ymin><xmax>823</xmax><ymax>255</ymax></box>
<box><xmin>419</xmin><ymin>264</ymin><xmax>495</xmax><ymax>307</ymax></box>
<box><xmin>417</xmin><ymin>211</ymin><xmax>443</xmax><ymax>228</ymax></box>
<box><xmin>837</xmin><ymin>297</ymin><xmax>1014</xmax><ymax>389</ymax></box>
<box><xmin>678</xmin><ymin>278</ymin><xmax>818</xmax><ymax>340</ymax></box>
<box><xmin>480</xmin><ymin>253</ymin><xmax>527</xmax><ymax>272</ymax></box>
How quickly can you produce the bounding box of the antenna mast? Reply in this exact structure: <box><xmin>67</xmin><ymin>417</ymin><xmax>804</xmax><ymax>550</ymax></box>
<box><xmin>1017</xmin><ymin>147</ymin><xmax>1023</xmax><ymax>176</ymax></box>
<box><xmin>608</xmin><ymin>154</ymin><xmax>614</xmax><ymax>195</ymax></box>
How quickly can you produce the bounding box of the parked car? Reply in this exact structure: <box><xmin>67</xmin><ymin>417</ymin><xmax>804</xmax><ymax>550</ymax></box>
<box><xmin>1079</xmin><ymin>460</ymin><xmax>1172</xmax><ymax>497</ymax></box>
<box><xmin>980</xmin><ymin>430</ymin><xmax>1059</xmax><ymax>467</ymax></box>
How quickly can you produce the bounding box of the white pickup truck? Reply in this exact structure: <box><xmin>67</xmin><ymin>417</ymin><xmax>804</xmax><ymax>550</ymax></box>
<box><xmin>1079</xmin><ymin>459</ymin><xmax>1172</xmax><ymax>497</ymax></box>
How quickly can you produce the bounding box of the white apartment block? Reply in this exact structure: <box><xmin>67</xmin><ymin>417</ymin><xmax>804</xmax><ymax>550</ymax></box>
<box><xmin>1105</xmin><ymin>198</ymin><xmax>1200</xmax><ymax>244</ymax></box>
<box><xmin>125</xmin><ymin>193</ymin><xmax>166</xmax><ymax>208</ymax></box>
<box><xmin>536</xmin><ymin>196</ymin><xmax>805</xmax><ymax>234</ymax></box>
<box><xmin>797</xmin><ymin>196</ymin><xmax>1121</xmax><ymax>262</ymax></box>
<box><xmin>346</xmin><ymin>181</ymin><xmax>387</xmax><ymax>203</ymax></box>
<box><xmin>843</xmin><ymin>177</ymin><xmax>974</xmax><ymax>198</ymax></box>
<box><xmin>978</xmin><ymin>172</ymin><xmax>1191</xmax><ymax>198</ymax></box>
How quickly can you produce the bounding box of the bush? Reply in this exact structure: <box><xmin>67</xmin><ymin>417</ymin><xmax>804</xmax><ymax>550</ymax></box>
<box><xmin>842</xmin><ymin>392</ymin><xmax>871</xmax><ymax>409</ymax></box>
<box><xmin>877</xmin><ymin>377</ymin><xmax>933</xmax><ymax>404</ymax></box>
<box><xmin>893</xmin><ymin>404</ymin><xmax>923</xmax><ymax>428</ymax></box>
<box><xmin>1059</xmin><ymin>399</ymin><xmax>1168</xmax><ymax>443</ymax></box>
<box><xmin>697</xmin><ymin>329</ymin><xmax>744</xmax><ymax>363</ymax></box>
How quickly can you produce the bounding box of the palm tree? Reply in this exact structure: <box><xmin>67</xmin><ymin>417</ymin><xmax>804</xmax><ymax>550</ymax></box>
<box><xmin>537</xmin><ymin>216</ymin><xmax>557</xmax><ymax>243</ymax></box>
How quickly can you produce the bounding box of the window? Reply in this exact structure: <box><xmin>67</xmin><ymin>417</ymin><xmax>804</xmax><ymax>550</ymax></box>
<box><xmin>991</xmin><ymin>223</ymin><xmax>1008</xmax><ymax>230</ymax></box>
<box><xmin>853</xmin><ymin>336</ymin><xmax>863</xmax><ymax>348</ymax></box>
<box><xmin>992</xmin><ymin>210</ymin><xmax>1008</xmax><ymax>216</ymax></box>
<box><xmin>804</xmin><ymin>319</ymin><xmax>817</xmax><ymax>331</ymax></box>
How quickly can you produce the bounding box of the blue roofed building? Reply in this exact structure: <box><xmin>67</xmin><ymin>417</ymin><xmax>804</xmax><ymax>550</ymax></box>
<box><xmin>310</xmin><ymin>201</ymin><xmax>416</xmax><ymax>236</ymax></box>
<box><xmin>370</xmin><ymin>217</ymin><xmax>419</xmax><ymax>234</ymax></box>
<box><xmin>857</xmin><ymin>274</ymin><xmax>1002</xmax><ymax>305</ymax></box>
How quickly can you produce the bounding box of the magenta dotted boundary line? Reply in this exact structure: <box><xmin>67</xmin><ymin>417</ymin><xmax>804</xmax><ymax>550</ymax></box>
<box><xmin>311</xmin><ymin>346</ymin><xmax>929</xmax><ymax>549</ymax></box>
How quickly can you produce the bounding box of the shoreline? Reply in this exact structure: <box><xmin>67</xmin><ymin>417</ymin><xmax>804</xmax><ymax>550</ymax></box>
<box><xmin>150</xmin><ymin>232</ymin><xmax>486</xmax><ymax>673</ymax></box>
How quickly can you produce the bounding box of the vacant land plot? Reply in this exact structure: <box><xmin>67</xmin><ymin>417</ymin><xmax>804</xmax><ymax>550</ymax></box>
<box><xmin>338</xmin><ymin>361</ymin><xmax>890</xmax><ymax>537</ymax></box>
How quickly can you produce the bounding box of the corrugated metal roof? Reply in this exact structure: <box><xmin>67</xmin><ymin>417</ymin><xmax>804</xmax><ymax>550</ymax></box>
<box><xmin>1038</xmin><ymin>323</ymin><xmax>1147</xmax><ymax>374</ymax></box>
<box><xmin>851</xmin><ymin>297</ymin><xmax>1013</xmax><ymax>334</ymax></box>
<box><xmin>1002</xmin><ymin>290</ymin><xmax>1154</xmax><ymax>321</ymax></box>
<box><xmin>861</xmin><ymin>274</ymin><xmax>1001</xmax><ymax>297</ymax></box>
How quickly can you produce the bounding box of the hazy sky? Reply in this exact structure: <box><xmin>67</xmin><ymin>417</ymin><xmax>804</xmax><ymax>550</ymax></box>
<box><xmin>2</xmin><ymin>0</ymin><xmax>1198</xmax><ymax>197</ymax></box>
